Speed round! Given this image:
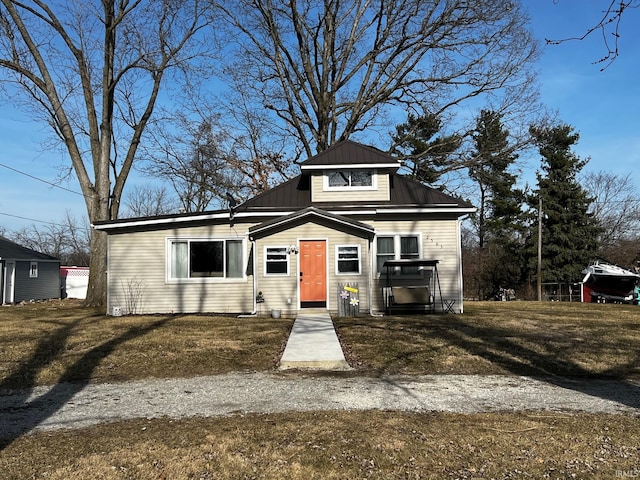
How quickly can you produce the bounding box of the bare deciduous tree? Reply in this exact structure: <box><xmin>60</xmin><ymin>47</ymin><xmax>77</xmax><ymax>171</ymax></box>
<box><xmin>218</xmin><ymin>0</ymin><xmax>539</xmax><ymax>159</ymax></box>
<box><xmin>583</xmin><ymin>170</ymin><xmax>640</xmax><ymax>256</ymax></box>
<box><xmin>121</xmin><ymin>184</ymin><xmax>178</xmax><ymax>218</ymax></box>
<box><xmin>143</xmin><ymin>108</ymin><xmax>294</xmax><ymax>208</ymax></box>
<box><xmin>0</xmin><ymin>0</ymin><xmax>216</xmax><ymax>306</ymax></box>
<box><xmin>144</xmin><ymin>115</ymin><xmax>242</xmax><ymax>213</ymax></box>
<box><xmin>9</xmin><ymin>211</ymin><xmax>90</xmax><ymax>266</ymax></box>
<box><xmin>546</xmin><ymin>0</ymin><xmax>638</xmax><ymax>69</ymax></box>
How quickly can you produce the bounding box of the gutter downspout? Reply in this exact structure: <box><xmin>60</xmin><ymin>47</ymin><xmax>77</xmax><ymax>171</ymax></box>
<box><xmin>0</xmin><ymin>259</ymin><xmax>4</xmax><ymax>305</ymax></box>
<box><xmin>457</xmin><ymin>216</ymin><xmax>467</xmax><ymax>314</ymax></box>
<box><xmin>239</xmin><ymin>237</ymin><xmax>258</xmax><ymax>317</ymax></box>
<box><xmin>368</xmin><ymin>235</ymin><xmax>384</xmax><ymax>317</ymax></box>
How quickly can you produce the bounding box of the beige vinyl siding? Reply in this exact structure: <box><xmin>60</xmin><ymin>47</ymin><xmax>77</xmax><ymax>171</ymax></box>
<box><xmin>311</xmin><ymin>171</ymin><xmax>390</xmax><ymax>203</ymax></box>
<box><xmin>367</xmin><ymin>217</ymin><xmax>462</xmax><ymax>313</ymax></box>
<box><xmin>106</xmin><ymin>223</ymin><xmax>254</xmax><ymax>314</ymax></box>
<box><xmin>104</xmin><ymin>213</ymin><xmax>465</xmax><ymax>315</ymax></box>
<box><xmin>254</xmin><ymin>220</ymin><xmax>371</xmax><ymax>315</ymax></box>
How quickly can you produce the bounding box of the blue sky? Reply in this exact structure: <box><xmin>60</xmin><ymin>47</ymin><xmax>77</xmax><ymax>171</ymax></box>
<box><xmin>1</xmin><ymin>0</ymin><xmax>639</xmax><ymax>233</ymax></box>
<box><xmin>525</xmin><ymin>0</ymin><xmax>640</xmax><ymax>180</ymax></box>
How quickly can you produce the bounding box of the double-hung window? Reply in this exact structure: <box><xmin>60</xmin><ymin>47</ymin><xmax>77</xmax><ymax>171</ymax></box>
<box><xmin>169</xmin><ymin>239</ymin><xmax>244</xmax><ymax>280</ymax></box>
<box><xmin>376</xmin><ymin>234</ymin><xmax>420</xmax><ymax>275</ymax></box>
<box><xmin>265</xmin><ymin>246</ymin><xmax>289</xmax><ymax>275</ymax></box>
<box><xmin>336</xmin><ymin>245</ymin><xmax>361</xmax><ymax>275</ymax></box>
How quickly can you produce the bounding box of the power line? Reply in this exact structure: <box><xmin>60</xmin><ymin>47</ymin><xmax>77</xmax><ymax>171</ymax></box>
<box><xmin>0</xmin><ymin>161</ymin><xmax>88</xmax><ymax>198</ymax></box>
<box><xmin>0</xmin><ymin>211</ymin><xmax>91</xmax><ymax>232</ymax></box>
<box><xmin>0</xmin><ymin>211</ymin><xmax>61</xmax><ymax>226</ymax></box>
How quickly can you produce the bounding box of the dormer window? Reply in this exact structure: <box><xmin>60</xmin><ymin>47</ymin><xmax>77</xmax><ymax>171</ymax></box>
<box><xmin>325</xmin><ymin>169</ymin><xmax>374</xmax><ymax>190</ymax></box>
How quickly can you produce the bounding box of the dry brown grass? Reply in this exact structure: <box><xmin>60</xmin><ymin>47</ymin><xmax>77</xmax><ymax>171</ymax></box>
<box><xmin>1</xmin><ymin>411</ymin><xmax>639</xmax><ymax>479</ymax></box>
<box><xmin>334</xmin><ymin>301</ymin><xmax>640</xmax><ymax>378</ymax></box>
<box><xmin>2</xmin><ymin>299</ymin><xmax>640</xmax><ymax>391</ymax></box>
<box><xmin>0</xmin><ymin>299</ymin><xmax>292</xmax><ymax>389</ymax></box>
<box><xmin>1</xmin><ymin>300</ymin><xmax>640</xmax><ymax>478</ymax></box>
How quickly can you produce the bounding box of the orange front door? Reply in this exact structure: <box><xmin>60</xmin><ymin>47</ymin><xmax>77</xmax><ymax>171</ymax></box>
<box><xmin>299</xmin><ymin>240</ymin><xmax>327</xmax><ymax>304</ymax></box>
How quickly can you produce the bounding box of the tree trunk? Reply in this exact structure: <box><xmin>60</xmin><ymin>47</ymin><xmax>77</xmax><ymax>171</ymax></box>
<box><xmin>0</xmin><ymin>0</ymin><xmax>216</xmax><ymax>309</ymax></box>
<box><xmin>84</xmin><ymin>177</ymin><xmax>111</xmax><ymax>307</ymax></box>
<box><xmin>85</xmin><ymin>229</ymin><xmax>108</xmax><ymax>307</ymax></box>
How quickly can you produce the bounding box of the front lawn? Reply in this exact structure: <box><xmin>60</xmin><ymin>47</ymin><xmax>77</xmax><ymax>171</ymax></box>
<box><xmin>334</xmin><ymin>301</ymin><xmax>640</xmax><ymax>378</ymax></box>
<box><xmin>2</xmin><ymin>411</ymin><xmax>639</xmax><ymax>479</ymax></box>
<box><xmin>0</xmin><ymin>300</ymin><xmax>292</xmax><ymax>389</ymax></box>
<box><xmin>2</xmin><ymin>299</ymin><xmax>639</xmax><ymax>390</ymax></box>
<box><xmin>1</xmin><ymin>300</ymin><xmax>639</xmax><ymax>479</ymax></box>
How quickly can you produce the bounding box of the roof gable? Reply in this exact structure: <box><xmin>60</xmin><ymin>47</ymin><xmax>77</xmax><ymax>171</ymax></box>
<box><xmin>249</xmin><ymin>207</ymin><xmax>375</xmax><ymax>238</ymax></box>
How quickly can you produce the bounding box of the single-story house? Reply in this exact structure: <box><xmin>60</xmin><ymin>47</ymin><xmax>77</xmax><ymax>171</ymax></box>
<box><xmin>94</xmin><ymin>140</ymin><xmax>475</xmax><ymax>316</ymax></box>
<box><xmin>0</xmin><ymin>236</ymin><xmax>61</xmax><ymax>304</ymax></box>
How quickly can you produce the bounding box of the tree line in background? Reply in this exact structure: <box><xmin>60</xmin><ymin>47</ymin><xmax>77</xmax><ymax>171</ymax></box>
<box><xmin>0</xmin><ymin>1</ymin><xmax>637</xmax><ymax>305</ymax></box>
<box><xmin>392</xmin><ymin>109</ymin><xmax>640</xmax><ymax>300</ymax></box>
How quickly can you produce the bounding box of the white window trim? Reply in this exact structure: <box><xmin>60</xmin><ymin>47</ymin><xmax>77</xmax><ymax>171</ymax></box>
<box><xmin>29</xmin><ymin>261</ymin><xmax>38</xmax><ymax>278</ymax></box>
<box><xmin>375</xmin><ymin>232</ymin><xmax>423</xmax><ymax>277</ymax></box>
<box><xmin>264</xmin><ymin>245</ymin><xmax>290</xmax><ymax>276</ymax></box>
<box><xmin>335</xmin><ymin>244</ymin><xmax>362</xmax><ymax>275</ymax></box>
<box><xmin>323</xmin><ymin>169</ymin><xmax>377</xmax><ymax>191</ymax></box>
<box><xmin>165</xmin><ymin>237</ymin><xmax>246</xmax><ymax>283</ymax></box>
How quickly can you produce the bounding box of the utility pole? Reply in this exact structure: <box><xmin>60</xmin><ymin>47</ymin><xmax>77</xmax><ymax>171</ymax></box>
<box><xmin>537</xmin><ymin>196</ymin><xmax>542</xmax><ymax>301</ymax></box>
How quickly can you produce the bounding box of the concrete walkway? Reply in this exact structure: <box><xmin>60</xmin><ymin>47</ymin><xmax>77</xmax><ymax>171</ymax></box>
<box><xmin>279</xmin><ymin>311</ymin><xmax>351</xmax><ymax>370</ymax></box>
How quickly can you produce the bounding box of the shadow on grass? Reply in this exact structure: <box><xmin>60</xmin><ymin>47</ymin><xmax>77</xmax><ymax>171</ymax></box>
<box><xmin>0</xmin><ymin>314</ymin><xmax>172</xmax><ymax>451</ymax></box>
<box><xmin>338</xmin><ymin>315</ymin><xmax>640</xmax><ymax>411</ymax></box>
<box><xmin>434</xmin><ymin>317</ymin><xmax>640</xmax><ymax>410</ymax></box>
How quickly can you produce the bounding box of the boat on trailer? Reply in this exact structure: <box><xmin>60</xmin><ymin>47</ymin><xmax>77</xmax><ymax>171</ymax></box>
<box><xmin>581</xmin><ymin>259</ymin><xmax>640</xmax><ymax>303</ymax></box>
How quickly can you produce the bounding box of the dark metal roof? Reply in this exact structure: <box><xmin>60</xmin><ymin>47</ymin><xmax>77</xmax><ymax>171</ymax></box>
<box><xmin>0</xmin><ymin>236</ymin><xmax>60</xmax><ymax>261</ymax></box>
<box><xmin>238</xmin><ymin>175</ymin><xmax>311</xmax><ymax>210</ymax></box>
<box><xmin>300</xmin><ymin>140</ymin><xmax>401</xmax><ymax>168</ymax></box>
<box><xmin>238</xmin><ymin>172</ymin><xmax>472</xmax><ymax>211</ymax></box>
<box><xmin>388</xmin><ymin>174</ymin><xmax>471</xmax><ymax>207</ymax></box>
<box><xmin>95</xmin><ymin>141</ymin><xmax>474</xmax><ymax>231</ymax></box>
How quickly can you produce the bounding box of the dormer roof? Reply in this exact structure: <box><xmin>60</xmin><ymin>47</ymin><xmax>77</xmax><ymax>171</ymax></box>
<box><xmin>300</xmin><ymin>140</ymin><xmax>400</xmax><ymax>171</ymax></box>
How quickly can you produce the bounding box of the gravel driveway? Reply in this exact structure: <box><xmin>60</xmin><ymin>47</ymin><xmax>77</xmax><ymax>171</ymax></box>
<box><xmin>1</xmin><ymin>372</ymin><xmax>639</xmax><ymax>439</ymax></box>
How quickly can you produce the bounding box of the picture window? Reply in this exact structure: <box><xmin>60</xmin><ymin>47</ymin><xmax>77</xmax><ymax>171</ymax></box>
<box><xmin>169</xmin><ymin>239</ymin><xmax>243</xmax><ymax>280</ymax></box>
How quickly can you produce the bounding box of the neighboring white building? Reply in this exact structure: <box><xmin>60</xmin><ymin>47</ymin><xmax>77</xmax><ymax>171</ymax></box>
<box><xmin>60</xmin><ymin>266</ymin><xmax>90</xmax><ymax>299</ymax></box>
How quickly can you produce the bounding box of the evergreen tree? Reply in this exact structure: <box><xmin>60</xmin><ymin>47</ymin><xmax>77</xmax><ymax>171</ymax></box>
<box><xmin>468</xmin><ymin>110</ymin><xmax>525</xmax><ymax>298</ymax></box>
<box><xmin>391</xmin><ymin>113</ymin><xmax>461</xmax><ymax>185</ymax></box>
<box><xmin>528</xmin><ymin>124</ymin><xmax>601</xmax><ymax>284</ymax></box>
